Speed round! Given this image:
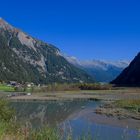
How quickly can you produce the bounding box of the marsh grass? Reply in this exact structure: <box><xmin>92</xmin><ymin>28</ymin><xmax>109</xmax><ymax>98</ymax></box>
<box><xmin>115</xmin><ymin>99</ymin><xmax>140</xmax><ymax>112</ymax></box>
<box><xmin>0</xmin><ymin>123</ymin><xmax>94</xmax><ymax>140</ymax></box>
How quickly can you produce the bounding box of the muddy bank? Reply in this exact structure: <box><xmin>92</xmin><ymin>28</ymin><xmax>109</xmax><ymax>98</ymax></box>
<box><xmin>66</xmin><ymin>107</ymin><xmax>140</xmax><ymax>130</ymax></box>
<box><xmin>7</xmin><ymin>88</ymin><xmax>140</xmax><ymax>101</ymax></box>
<box><xmin>95</xmin><ymin>102</ymin><xmax>140</xmax><ymax>123</ymax></box>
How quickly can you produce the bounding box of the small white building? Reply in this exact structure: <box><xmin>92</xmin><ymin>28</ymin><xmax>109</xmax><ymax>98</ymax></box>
<box><xmin>27</xmin><ymin>93</ymin><xmax>31</xmax><ymax>96</ymax></box>
<box><xmin>27</xmin><ymin>84</ymin><xmax>31</xmax><ymax>88</ymax></box>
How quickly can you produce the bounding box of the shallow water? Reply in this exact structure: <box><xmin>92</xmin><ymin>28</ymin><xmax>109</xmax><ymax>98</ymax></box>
<box><xmin>11</xmin><ymin>100</ymin><xmax>140</xmax><ymax>140</ymax></box>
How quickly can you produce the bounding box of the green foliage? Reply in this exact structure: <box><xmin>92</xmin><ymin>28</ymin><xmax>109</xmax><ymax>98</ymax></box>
<box><xmin>29</xmin><ymin>127</ymin><xmax>61</xmax><ymax>140</ymax></box>
<box><xmin>0</xmin><ymin>124</ymin><xmax>93</xmax><ymax>140</ymax></box>
<box><xmin>0</xmin><ymin>99</ymin><xmax>15</xmax><ymax>122</ymax></box>
<box><xmin>0</xmin><ymin>84</ymin><xmax>14</xmax><ymax>92</ymax></box>
<box><xmin>32</xmin><ymin>83</ymin><xmax>81</xmax><ymax>92</ymax></box>
<box><xmin>115</xmin><ymin>99</ymin><xmax>140</xmax><ymax>112</ymax></box>
<box><xmin>0</xmin><ymin>121</ymin><xmax>10</xmax><ymax>139</ymax></box>
<box><xmin>31</xmin><ymin>83</ymin><xmax>113</xmax><ymax>93</ymax></box>
<box><xmin>79</xmin><ymin>83</ymin><xmax>112</xmax><ymax>90</ymax></box>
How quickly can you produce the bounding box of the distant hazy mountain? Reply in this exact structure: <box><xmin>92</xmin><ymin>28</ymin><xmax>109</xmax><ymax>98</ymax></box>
<box><xmin>65</xmin><ymin>55</ymin><xmax>129</xmax><ymax>82</ymax></box>
<box><xmin>0</xmin><ymin>18</ymin><xmax>93</xmax><ymax>84</ymax></box>
<box><xmin>111</xmin><ymin>52</ymin><xmax>140</xmax><ymax>86</ymax></box>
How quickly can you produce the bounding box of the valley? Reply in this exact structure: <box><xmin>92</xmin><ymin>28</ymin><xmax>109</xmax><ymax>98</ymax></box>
<box><xmin>0</xmin><ymin>17</ymin><xmax>140</xmax><ymax>140</ymax></box>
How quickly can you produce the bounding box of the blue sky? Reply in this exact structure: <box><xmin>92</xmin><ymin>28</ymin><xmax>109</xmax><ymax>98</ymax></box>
<box><xmin>0</xmin><ymin>0</ymin><xmax>140</xmax><ymax>60</ymax></box>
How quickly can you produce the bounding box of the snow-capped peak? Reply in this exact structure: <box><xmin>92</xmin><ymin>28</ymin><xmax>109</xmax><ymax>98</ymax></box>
<box><xmin>64</xmin><ymin>54</ymin><xmax>130</xmax><ymax>70</ymax></box>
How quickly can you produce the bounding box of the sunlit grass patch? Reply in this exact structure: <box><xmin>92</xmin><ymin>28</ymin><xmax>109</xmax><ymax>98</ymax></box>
<box><xmin>0</xmin><ymin>84</ymin><xmax>15</xmax><ymax>92</ymax></box>
<box><xmin>115</xmin><ymin>99</ymin><xmax>140</xmax><ymax>112</ymax></box>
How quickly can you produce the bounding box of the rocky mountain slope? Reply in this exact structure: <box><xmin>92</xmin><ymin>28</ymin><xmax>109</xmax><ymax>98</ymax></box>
<box><xmin>0</xmin><ymin>18</ymin><xmax>93</xmax><ymax>84</ymax></box>
<box><xmin>111</xmin><ymin>52</ymin><xmax>140</xmax><ymax>86</ymax></box>
<box><xmin>65</xmin><ymin>55</ymin><xmax>129</xmax><ymax>82</ymax></box>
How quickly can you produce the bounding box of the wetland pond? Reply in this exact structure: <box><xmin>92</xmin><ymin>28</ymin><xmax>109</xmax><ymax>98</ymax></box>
<box><xmin>11</xmin><ymin>100</ymin><xmax>140</xmax><ymax>140</ymax></box>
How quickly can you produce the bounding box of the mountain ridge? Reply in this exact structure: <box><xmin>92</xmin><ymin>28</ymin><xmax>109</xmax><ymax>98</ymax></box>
<box><xmin>64</xmin><ymin>55</ymin><xmax>129</xmax><ymax>82</ymax></box>
<box><xmin>111</xmin><ymin>52</ymin><xmax>140</xmax><ymax>86</ymax></box>
<box><xmin>0</xmin><ymin>18</ymin><xmax>94</xmax><ymax>84</ymax></box>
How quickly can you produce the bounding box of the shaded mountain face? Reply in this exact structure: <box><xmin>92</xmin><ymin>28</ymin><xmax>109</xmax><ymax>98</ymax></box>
<box><xmin>111</xmin><ymin>52</ymin><xmax>140</xmax><ymax>86</ymax></box>
<box><xmin>0</xmin><ymin>18</ymin><xmax>93</xmax><ymax>84</ymax></box>
<box><xmin>65</xmin><ymin>55</ymin><xmax>129</xmax><ymax>82</ymax></box>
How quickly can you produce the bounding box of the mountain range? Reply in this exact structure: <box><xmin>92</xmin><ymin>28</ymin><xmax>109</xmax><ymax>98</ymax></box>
<box><xmin>0</xmin><ymin>18</ymin><xmax>94</xmax><ymax>84</ymax></box>
<box><xmin>65</xmin><ymin>55</ymin><xmax>129</xmax><ymax>82</ymax></box>
<box><xmin>111</xmin><ymin>52</ymin><xmax>140</xmax><ymax>86</ymax></box>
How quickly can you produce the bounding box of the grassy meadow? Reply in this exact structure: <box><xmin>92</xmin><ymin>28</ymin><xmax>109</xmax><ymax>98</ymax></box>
<box><xmin>0</xmin><ymin>84</ymin><xmax>14</xmax><ymax>92</ymax></box>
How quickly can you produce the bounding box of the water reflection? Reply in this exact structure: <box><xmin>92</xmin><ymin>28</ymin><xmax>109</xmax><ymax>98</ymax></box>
<box><xmin>11</xmin><ymin>100</ymin><xmax>89</xmax><ymax>127</ymax></box>
<box><xmin>11</xmin><ymin>100</ymin><xmax>140</xmax><ymax>140</ymax></box>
